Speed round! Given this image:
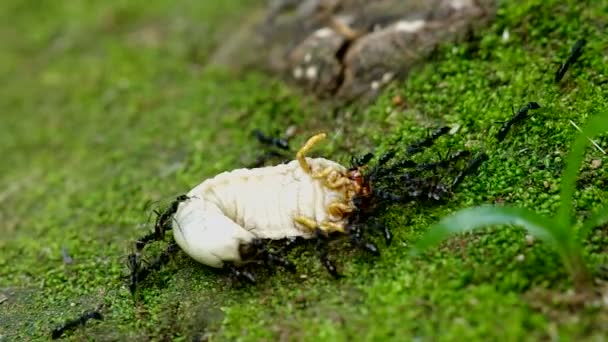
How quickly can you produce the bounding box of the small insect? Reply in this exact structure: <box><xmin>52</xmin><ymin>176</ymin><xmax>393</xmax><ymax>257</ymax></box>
<box><xmin>248</xmin><ymin>129</ymin><xmax>293</xmax><ymax>167</ymax></box>
<box><xmin>377</xmin><ymin>150</ymin><xmax>396</xmax><ymax>166</ymax></box>
<box><xmin>172</xmin><ymin>133</ymin><xmax>371</xmax><ymax>276</ymax></box>
<box><xmin>155</xmin><ymin>195</ymin><xmax>190</xmax><ymax>237</ymax></box>
<box><xmin>51</xmin><ymin>309</ymin><xmax>103</xmax><ymax>339</ymax></box>
<box><xmin>129</xmin><ymin>243</ymin><xmax>180</xmax><ymax>292</ymax></box>
<box><xmin>126</xmin><ymin>250</ymin><xmax>144</xmax><ymax>294</ymax></box>
<box><xmin>135</xmin><ymin>195</ymin><xmax>190</xmax><ymax>251</ymax></box>
<box><xmin>555</xmin><ymin>39</ymin><xmax>586</xmax><ymax>83</ymax></box>
<box><xmin>452</xmin><ymin>152</ymin><xmax>489</xmax><ymax>188</ymax></box>
<box><xmin>252</xmin><ymin>129</ymin><xmax>290</xmax><ymax>150</ymax></box>
<box><xmin>406</xmin><ymin>126</ymin><xmax>450</xmax><ymax>155</ymax></box>
<box><xmin>495</xmin><ymin>102</ymin><xmax>541</xmax><ymax>142</ymax></box>
<box><xmin>351</xmin><ymin>152</ymin><xmax>374</xmax><ymax>168</ymax></box>
<box><xmin>416</xmin><ymin>150</ymin><xmax>471</xmax><ymax>171</ymax></box>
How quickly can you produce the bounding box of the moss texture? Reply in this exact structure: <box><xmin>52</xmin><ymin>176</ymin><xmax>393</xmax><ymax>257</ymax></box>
<box><xmin>1</xmin><ymin>0</ymin><xmax>607</xmax><ymax>340</ymax></box>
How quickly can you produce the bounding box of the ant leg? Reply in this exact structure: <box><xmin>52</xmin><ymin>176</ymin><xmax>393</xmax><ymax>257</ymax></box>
<box><xmin>381</xmin><ymin>226</ymin><xmax>392</xmax><ymax>245</ymax></box>
<box><xmin>406</xmin><ymin>126</ymin><xmax>450</xmax><ymax>155</ymax></box>
<box><xmin>373</xmin><ymin>189</ymin><xmax>403</xmax><ymax>203</ymax></box>
<box><xmin>416</xmin><ymin>150</ymin><xmax>471</xmax><ymax>172</ymax></box>
<box><xmin>314</xmin><ymin>229</ymin><xmax>342</xmax><ymax>278</ymax></box>
<box><xmin>126</xmin><ymin>251</ymin><xmax>143</xmax><ymax>295</ymax></box>
<box><xmin>369</xmin><ymin>219</ymin><xmax>393</xmax><ymax>245</ymax></box>
<box><xmin>131</xmin><ymin>243</ymin><xmax>179</xmax><ymax>293</ymax></box>
<box><xmin>134</xmin><ymin>231</ymin><xmax>157</xmax><ymax>251</ymax></box>
<box><xmin>135</xmin><ymin>195</ymin><xmax>190</xmax><ymax>252</ymax></box>
<box><xmin>350</xmin><ymin>152</ymin><xmax>374</xmax><ymax>168</ymax></box>
<box><xmin>452</xmin><ymin>152</ymin><xmax>489</xmax><ymax>188</ymax></box>
<box><xmin>378</xmin><ymin>150</ymin><xmax>397</xmax><ymax>166</ymax></box>
<box><xmin>226</xmin><ymin>264</ymin><xmax>257</xmax><ymax>284</ymax></box>
<box><xmin>51</xmin><ymin>309</ymin><xmax>103</xmax><ymax>339</ymax></box>
<box><xmin>242</xmin><ymin>239</ymin><xmax>296</xmax><ymax>273</ymax></box>
<box><xmin>279</xmin><ymin>236</ymin><xmax>305</xmax><ymax>252</ymax></box>
<box><xmin>382</xmin><ymin>225</ymin><xmax>392</xmax><ymax>245</ymax></box>
<box><xmin>372</xmin><ymin>160</ymin><xmax>417</xmax><ymax>181</ymax></box>
<box><xmin>264</xmin><ymin>253</ymin><xmax>296</xmax><ymax>273</ymax></box>
<box><xmin>346</xmin><ymin>224</ymin><xmax>380</xmax><ymax>256</ymax></box>
<box><xmin>155</xmin><ymin>195</ymin><xmax>189</xmax><ymax>236</ymax></box>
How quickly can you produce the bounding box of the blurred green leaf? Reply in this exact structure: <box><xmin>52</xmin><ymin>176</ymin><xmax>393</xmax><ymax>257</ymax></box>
<box><xmin>580</xmin><ymin>204</ymin><xmax>608</xmax><ymax>238</ymax></box>
<box><xmin>557</xmin><ymin>113</ymin><xmax>608</xmax><ymax>226</ymax></box>
<box><xmin>412</xmin><ymin>206</ymin><xmax>557</xmax><ymax>254</ymax></box>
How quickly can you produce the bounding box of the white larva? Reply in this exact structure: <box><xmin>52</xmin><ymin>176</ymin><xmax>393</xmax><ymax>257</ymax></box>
<box><xmin>172</xmin><ymin>133</ymin><xmax>365</xmax><ymax>268</ymax></box>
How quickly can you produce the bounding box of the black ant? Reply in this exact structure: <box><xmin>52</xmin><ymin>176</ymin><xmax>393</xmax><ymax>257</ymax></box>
<box><xmin>555</xmin><ymin>39</ymin><xmax>586</xmax><ymax>83</ymax></box>
<box><xmin>226</xmin><ymin>264</ymin><xmax>257</xmax><ymax>284</ymax></box>
<box><xmin>416</xmin><ymin>150</ymin><xmax>471</xmax><ymax>171</ymax></box>
<box><xmin>129</xmin><ymin>243</ymin><xmax>180</xmax><ymax>293</ymax></box>
<box><xmin>125</xmin><ymin>250</ymin><xmax>145</xmax><ymax>295</ymax></box>
<box><xmin>128</xmin><ymin>195</ymin><xmax>188</xmax><ymax>293</ymax></box>
<box><xmin>135</xmin><ymin>195</ymin><xmax>190</xmax><ymax>251</ymax></box>
<box><xmin>346</xmin><ymin>219</ymin><xmax>381</xmax><ymax>256</ymax></box>
<box><xmin>155</xmin><ymin>195</ymin><xmax>190</xmax><ymax>238</ymax></box>
<box><xmin>452</xmin><ymin>152</ymin><xmax>489</xmax><ymax>188</ymax></box>
<box><xmin>249</xmin><ymin>129</ymin><xmax>293</xmax><ymax>167</ymax></box>
<box><xmin>51</xmin><ymin>309</ymin><xmax>103</xmax><ymax>339</ymax></box>
<box><xmin>377</xmin><ymin>150</ymin><xmax>396</xmax><ymax>166</ymax></box>
<box><xmin>406</xmin><ymin>126</ymin><xmax>450</xmax><ymax>155</ymax></box>
<box><xmin>495</xmin><ymin>102</ymin><xmax>541</xmax><ymax>142</ymax></box>
<box><xmin>252</xmin><ymin>129</ymin><xmax>290</xmax><ymax>150</ymax></box>
<box><xmin>314</xmin><ymin>229</ymin><xmax>343</xmax><ymax>279</ymax></box>
<box><xmin>351</xmin><ymin>152</ymin><xmax>374</xmax><ymax>168</ymax></box>
<box><xmin>238</xmin><ymin>239</ymin><xmax>297</xmax><ymax>273</ymax></box>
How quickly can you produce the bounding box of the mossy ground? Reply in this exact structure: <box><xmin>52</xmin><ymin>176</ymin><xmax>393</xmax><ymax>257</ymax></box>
<box><xmin>1</xmin><ymin>0</ymin><xmax>607</xmax><ymax>340</ymax></box>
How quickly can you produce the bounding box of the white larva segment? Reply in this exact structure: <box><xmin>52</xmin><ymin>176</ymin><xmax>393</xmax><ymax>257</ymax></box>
<box><xmin>173</xmin><ymin>157</ymin><xmax>352</xmax><ymax>268</ymax></box>
<box><xmin>172</xmin><ymin>196</ymin><xmax>255</xmax><ymax>268</ymax></box>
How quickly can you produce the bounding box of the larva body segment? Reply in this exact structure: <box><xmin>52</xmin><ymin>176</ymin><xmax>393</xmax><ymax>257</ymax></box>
<box><xmin>172</xmin><ymin>155</ymin><xmax>356</xmax><ymax>268</ymax></box>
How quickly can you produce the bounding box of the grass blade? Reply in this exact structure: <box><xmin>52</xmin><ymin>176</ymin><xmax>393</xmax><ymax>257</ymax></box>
<box><xmin>557</xmin><ymin>113</ymin><xmax>608</xmax><ymax>227</ymax></box>
<box><xmin>412</xmin><ymin>206</ymin><xmax>557</xmax><ymax>254</ymax></box>
<box><xmin>580</xmin><ymin>204</ymin><xmax>608</xmax><ymax>238</ymax></box>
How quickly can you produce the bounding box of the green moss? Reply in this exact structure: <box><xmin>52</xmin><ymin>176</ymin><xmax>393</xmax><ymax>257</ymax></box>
<box><xmin>1</xmin><ymin>0</ymin><xmax>607</xmax><ymax>340</ymax></box>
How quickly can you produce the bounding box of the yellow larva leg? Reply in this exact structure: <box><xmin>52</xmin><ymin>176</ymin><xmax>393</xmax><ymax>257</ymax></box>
<box><xmin>324</xmin><ymin>175</ymin><xmax>352</xmax><ymax>189</ymax></box>
<box><xmin>295</xmin><ymin>215</ymin><xmax>346</xmax><ymax>235</ymax></box>
<box><xmin>312</xmin><ymin>166</ymin><xmax>334</xmax><ymax>179</ymax></box>
<box><xmin>294</xmin><ymin>215</ymin><xmax>319</xmax><ymax>231</ymax></box>
<box><xmin>297</xmin><ymin>133</ymin><xmax>327</xmax><ymax>174</ymax></box>
<box><xmin>328</xmin><ymin>202</ymin><xmax>353</xmax><ymax>217</ymax></box>
<box><xmin>313</xmin><ymin>168</ymin><xmax>352</xmax><ymax>190</ymax></box>
<box><xmin>319</xmin><ymin>221</ymin><xmax>346</xmax><ymax>234</ymax></box>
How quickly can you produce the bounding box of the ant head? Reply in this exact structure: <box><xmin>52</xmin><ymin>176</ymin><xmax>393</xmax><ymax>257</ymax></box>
<box><xmin>347</xmin><ymin>167</ymin><xmax>372</xmax><ymax>198</ymax></box>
